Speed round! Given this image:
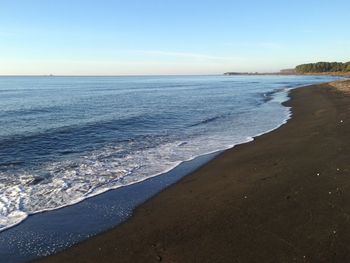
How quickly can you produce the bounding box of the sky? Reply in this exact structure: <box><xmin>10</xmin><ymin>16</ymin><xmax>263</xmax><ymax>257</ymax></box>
<box><xmin>0</xmin><ymin>0</ymin><xmax>349</xmax><ymax>75</ymax></box>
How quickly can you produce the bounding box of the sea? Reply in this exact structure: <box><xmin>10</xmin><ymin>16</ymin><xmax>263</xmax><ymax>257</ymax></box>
<box><xmin>0</xmin><ymin>75</ymin><xmax>338</xmax><ymax>235</ymax></box>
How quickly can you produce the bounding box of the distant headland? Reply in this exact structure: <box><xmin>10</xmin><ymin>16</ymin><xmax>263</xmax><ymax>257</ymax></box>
<box><xmin>224</xmin><ymin>61</ymin><xmax>350</xmax><ymax>77</ymax></box>
<box><xmin>295</xmin><ymin>61</ymin><xmax>350</xmax><ymax>74</ymax></box>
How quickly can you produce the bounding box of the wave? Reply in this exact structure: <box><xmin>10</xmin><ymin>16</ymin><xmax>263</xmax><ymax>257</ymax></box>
<box><xmin>189</xmin><ymin>89</ymin><xmax>287</xmax><ymax>128</ymax></box>
<box><xmin>190</xmin><ymin>115</ymin><xmax>223</xmax><ymax>127</ymax></box>
<box><xmin>261</xmin><ymin>88</ymin><xmax>287</xmax><ymax>102</ymax></box>
<box><xmin>0</xmin><ymin>160</ymin><xmax>25</xmax><ymax>168</ymax></box>
<box><xmin>0</xmin><ymin>113</ymin><xmax>178</xmax><ymax>166</ymax></box>
<box><xmin>0</xmin><ymin>106</ymin><xmax>63</xmax><ymax>118</ymax></box>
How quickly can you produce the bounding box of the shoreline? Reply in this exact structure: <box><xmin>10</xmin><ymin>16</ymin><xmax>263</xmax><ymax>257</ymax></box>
<box><xmin>39</xmin><ymin>80</ymin><xmax>350</xmax><ymax>262</ymax></box>
<box><xmin>0</xmin><ymin>77</ymin><xmax>325</xmax><ymax>262</ymax></box>
<box><xmin>0</xmin><ymin>86</ymin><xmax>293</xmax><ymax>262</ymax></box>
<box><xmin>0</xmin><ymin>83</ymin><xmax>291</xmax><ymax>233</ymax></box>
<box><xmin>0</xmin><ymin>151</ymin><xmax>219</xmax><ymax>262</ymax></box>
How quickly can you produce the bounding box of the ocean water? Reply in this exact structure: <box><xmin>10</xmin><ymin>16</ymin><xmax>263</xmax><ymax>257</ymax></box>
<box><xmin>0</xmin><ymin>75</ymin><xmax>337</xmax><ymax>232</ymax></box>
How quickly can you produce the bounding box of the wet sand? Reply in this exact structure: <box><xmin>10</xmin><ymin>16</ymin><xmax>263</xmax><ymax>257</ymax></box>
<box><xmin>39</xmin><ymin>81</ymin><xmax>350</xmax><ymax>263</ymax></box>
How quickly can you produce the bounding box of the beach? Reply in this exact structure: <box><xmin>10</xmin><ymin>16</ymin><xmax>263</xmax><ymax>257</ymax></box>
<box><xmin>39</xmin><ymin>80</ymin><xmax>350</xmax><ymax>262</ymax></box>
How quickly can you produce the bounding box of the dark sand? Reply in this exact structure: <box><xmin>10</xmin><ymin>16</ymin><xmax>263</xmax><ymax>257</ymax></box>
<box><xmin>39</xmin><ymin>81</ymin><xmax>350</xmax><ymax>263</ymax></box>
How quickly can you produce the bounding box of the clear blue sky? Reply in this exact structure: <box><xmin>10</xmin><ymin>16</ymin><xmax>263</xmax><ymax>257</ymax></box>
<box><xmin>1</xmin><ymin>0</ymin><xmax>349</xmax><ymax>75</ymax></box>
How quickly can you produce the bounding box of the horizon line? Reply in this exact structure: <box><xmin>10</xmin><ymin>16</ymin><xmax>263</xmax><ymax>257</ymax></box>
<box><xmin>0</xmin><ymin>73</ymin><xmax>232</xmax><ymax>77</ymax></box>
<box><xmin>0</xmin><ymin>72</ymin><xmax>285</xmax><ymax>77</ymax></box>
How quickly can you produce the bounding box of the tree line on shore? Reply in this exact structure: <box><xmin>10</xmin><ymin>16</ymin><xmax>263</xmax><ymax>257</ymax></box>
<box><xmin>295</xmin><ymin>61</ymin><xmax>350</xmax><ymax>73</ymax></box>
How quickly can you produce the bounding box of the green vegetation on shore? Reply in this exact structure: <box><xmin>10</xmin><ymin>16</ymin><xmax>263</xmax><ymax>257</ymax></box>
<box><xmin>295</xmin><ymin>61</ymin><xmax>350</xmax><ymax>73</ymax></box>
